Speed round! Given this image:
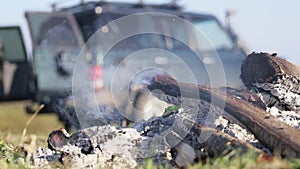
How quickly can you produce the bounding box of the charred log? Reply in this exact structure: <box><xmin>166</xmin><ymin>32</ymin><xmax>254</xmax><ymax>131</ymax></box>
<box><xmin>241</xmin><ymin>52</ymin><xmax>300</xmax><ymax>87</ymax></box>
<box><xmin>148</xmin><ymin>75</ymin><xmax>300</xmax><ymax>158</ymax></box>
<box><xmin>241</xmin><ymin>52</ymin><xmax>300</xmax><ymax>110</ymax></box>
<box><xmin>219</xmin><ymin>87</ymin><xmax>266</xmax><ymax>109</ymax></box>
<box><xmin>194</xmin><ymin>125</ymin><xmax>260</xmax><ymax>157</ymax></box>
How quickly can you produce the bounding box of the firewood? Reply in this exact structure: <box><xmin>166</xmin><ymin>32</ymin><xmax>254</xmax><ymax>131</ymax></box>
<box><xmin>148</xmin><ymin>75</ymin><xmax>300</xmax><ymax>158</ymax></box>
<box><xmin>241</xmin><ymin>52</ymin><xmax>300</xmax><ymax>110</ymax></box>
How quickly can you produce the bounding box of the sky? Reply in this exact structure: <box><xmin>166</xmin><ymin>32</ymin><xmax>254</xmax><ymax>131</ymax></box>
<box><xmin>0</xmin><ymin>0</ymin><xmax>300</xmax><ymax>64</ymax></box>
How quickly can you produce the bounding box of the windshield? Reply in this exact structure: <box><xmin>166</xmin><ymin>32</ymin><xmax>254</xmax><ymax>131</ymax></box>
<box><xmin>81</xmin><ymin>13</ymin><xmax>191</xmax><ymax>52</ymax></box>
<box><xmin>192</xmin><ymin>19</ymin><xmax>234</xmax><ymax>51</ymax></box>
<box><xmin>78</xmin><ymin>12</ymin><xmax>234</xmax><ymax>53</ymax></box>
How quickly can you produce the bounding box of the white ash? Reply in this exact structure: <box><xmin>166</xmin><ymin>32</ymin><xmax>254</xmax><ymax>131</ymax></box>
<box><xmin>65</xmin><ymin>127</ymin><xmax>145</xmax><ymax>169</ymax></box>
<box><xmin>254</xmin><ymin>75</ymin><xmax>300</xmax><ymax>110</ymax></box>
<box><xmin>31</xmin><ymin>126</ymin><xmax>173</xmax><ymax>169</ymax></box>
<box><xmin>31</xmin><ymin>147</ymin><xmax>62</xmax><ymax>169</ymax></box>
<box><xmin>214</xmin><ymin>116</ymin><xmax>270</xmax><ymax>154</ymax></box>
<box><xmin>214</xmin><ymin>116</ymin><xmax>257</xmax><ymax>142</ymax></box>
<box><xmin>266</xmin><ymin>106</ymin><xmax>300</xmax><ymax>129</ymax></box>
<box><xmin>254</xmin><ymin>82</ymin><xmax>300</xmax><ymax>129</ymax></box>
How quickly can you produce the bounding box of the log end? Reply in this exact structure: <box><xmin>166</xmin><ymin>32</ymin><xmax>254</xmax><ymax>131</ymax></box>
<box><xmin>240</xmin><ymin>52</ymin><xmax>280</xmax><ymax>88</ymax></box>
<box><xmin>47</xmin><ymin>128</ymin><xmax>70</xmax><ymax>150</ymax></box>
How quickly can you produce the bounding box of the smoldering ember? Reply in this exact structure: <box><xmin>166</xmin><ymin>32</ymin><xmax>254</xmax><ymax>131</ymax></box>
<box><xmin>30</xmin><ymin>52</ymin><xmax>300</xmax><ymax>168</ymax></box>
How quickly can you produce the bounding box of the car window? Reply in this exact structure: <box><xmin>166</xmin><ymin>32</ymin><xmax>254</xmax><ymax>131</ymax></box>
<box><xmin>26</xmin><ymin>12</ymin><xmax>83</xmax><ymax>50</ymax></box>
<box><xmin>0</xmin><ymin>27</ymin><xmax>26</xmax><ymax>62</ymax></box>
<box><xmin>193</xmin><ymin>19</ymin><xmax>234</xmax><ymax>51</ymax></box>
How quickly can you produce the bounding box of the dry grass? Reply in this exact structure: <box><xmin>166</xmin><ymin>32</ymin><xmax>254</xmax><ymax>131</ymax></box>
<box><xmin>0</xmin><ymin>101</ymin><xmax>63</xmax><ymax>135</ymax></box>
<box><xmin>0</xmin><ymin>101</ymin><xmax>63</xmax><ymax>168</ymax></box>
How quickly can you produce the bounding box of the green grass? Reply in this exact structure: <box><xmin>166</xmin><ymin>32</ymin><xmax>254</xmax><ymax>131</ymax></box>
<box><xmin>0</xmin><ymin>139</ymin><xmax>30</xmax><ymax>169</ymax></box>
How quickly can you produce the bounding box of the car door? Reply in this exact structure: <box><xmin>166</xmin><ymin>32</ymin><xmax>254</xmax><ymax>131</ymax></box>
<box><xmin>0</xmin><ymin>26</ymin><xmax>30</xmax><ymax>101</ymax></box>
<box><xmin>25</xmin><ymin>12</ymin><xmax>84</xmax><ymax>103</ymax></box>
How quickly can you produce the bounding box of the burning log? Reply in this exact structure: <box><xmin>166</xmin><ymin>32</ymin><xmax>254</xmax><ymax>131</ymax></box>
<box><xmin>241</xmin><ymin>52</ymin><xmax>300</xmax><ymax>110</ymax></box>
<box><xmin>148</xmin><ymin>75</ymin><xmax>300</xmax><ymax>158</ymax></box>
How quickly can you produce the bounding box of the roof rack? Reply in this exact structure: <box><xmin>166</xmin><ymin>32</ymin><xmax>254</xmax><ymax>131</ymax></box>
<box><xmin>53</xmin><ymin>0</ymin><xmax>182</xmax><ymax>13</ymax></box>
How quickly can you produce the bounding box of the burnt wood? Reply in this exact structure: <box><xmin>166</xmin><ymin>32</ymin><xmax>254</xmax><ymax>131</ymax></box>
<box><xmin>148</xmin><ymin>75</ymin><xmax>300</xmax><ymax>158</ymax></box>
<box><xmin>241</xmin><ymin>52</ymin><xmax>300</xmax><ymax>88</ymax></box>
<box><xmin>241</xmin><ymin>52</ymin><xmax>300</xmax><ymax>110</ymax></box>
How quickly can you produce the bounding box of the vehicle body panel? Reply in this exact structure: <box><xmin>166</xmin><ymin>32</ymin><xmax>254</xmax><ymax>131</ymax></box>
<box><xmin>0</xmin><ymin>26</ymin><xmax>30</xmax><ymax>101</ymax></box>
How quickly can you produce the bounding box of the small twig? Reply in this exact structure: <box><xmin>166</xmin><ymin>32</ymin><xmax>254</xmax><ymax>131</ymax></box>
<box><xmin>19</xmin><ymin>104</ymin><xmax>44</xmax><ymax>146</ymax></box>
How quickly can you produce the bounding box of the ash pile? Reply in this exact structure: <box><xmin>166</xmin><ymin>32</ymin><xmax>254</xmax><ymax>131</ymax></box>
<box><xmin>31</xmin><ymin>52</ymin><xmax>300</xmax><ymax>168</ymax></box>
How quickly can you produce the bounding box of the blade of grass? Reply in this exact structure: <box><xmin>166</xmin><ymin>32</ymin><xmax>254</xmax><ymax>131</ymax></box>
<box><xmin>19</xmin><ymin>104</ymin><xmax>44</xmax><ymax>146</ymax></box>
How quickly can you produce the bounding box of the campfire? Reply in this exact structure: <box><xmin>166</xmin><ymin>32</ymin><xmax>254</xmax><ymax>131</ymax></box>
<box><xmin>31</xmin><ymin>52</ymin><xmax>300</xmax><ymax>168</ymax></box>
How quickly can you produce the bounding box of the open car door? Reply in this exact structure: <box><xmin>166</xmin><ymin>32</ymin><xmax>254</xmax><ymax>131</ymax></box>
<box><xmin>25</xmin><ymin>12</ymin><xmax>84</xmax><ymax>104</ymax></box>
<box><xmin>0</xmin><ymin>26</ymin><xmax>30</xmax><ymax>101</ymax></box>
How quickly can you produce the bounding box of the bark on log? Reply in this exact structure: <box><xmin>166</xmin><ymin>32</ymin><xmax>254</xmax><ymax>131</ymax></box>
<box><xmin>241</xmin><ymin>52</ymin><xmax>300</xmax><ymax>110</ymax></box>
<box><xmin>148</xmin><ymin>75</ymin><xmax>300</xmax><ymax>158</ymax></box>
